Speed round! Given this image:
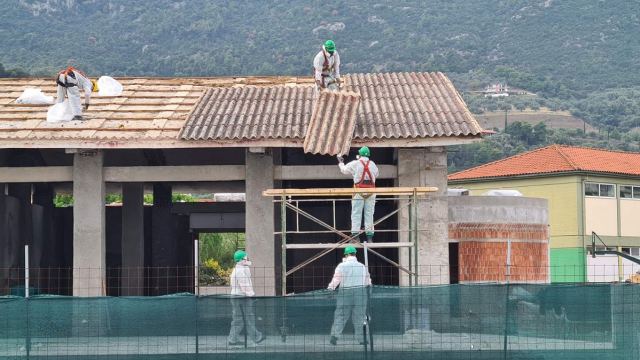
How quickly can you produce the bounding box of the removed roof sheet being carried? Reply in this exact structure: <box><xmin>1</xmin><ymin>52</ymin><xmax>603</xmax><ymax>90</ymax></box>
<box><xmin>303</xmin><ymin>90</ymin><xmax>361</xmax><ymax>156</ymax></box>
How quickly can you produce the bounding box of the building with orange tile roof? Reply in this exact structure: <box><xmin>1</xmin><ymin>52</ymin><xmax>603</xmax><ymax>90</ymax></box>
<box><xmin>449</xmin><ymin>145</ymin><xmax>640</xmax><ymax>282</ymax></box>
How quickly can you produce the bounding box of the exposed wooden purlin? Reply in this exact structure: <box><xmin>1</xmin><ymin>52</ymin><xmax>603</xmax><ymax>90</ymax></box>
<box><xmin>263</xmin><ymin>187</ymin><xmax>438</xmax><ymax>197</ymax></box>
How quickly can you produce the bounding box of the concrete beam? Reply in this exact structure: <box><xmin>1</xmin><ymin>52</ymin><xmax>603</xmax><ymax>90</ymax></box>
<box><xmin>72</xmin><ymin>151</ymin><xmax>106</xmax><ymax>296</ymax></box>
<box><xmin>274</xmin><ymin>165</ymin><xmax>397</xmax><ymax>180</ymax></box>
<box><xmin>121</xmin><ymin>183</ymin><xmax>145</xmax><ymax>296</ymax></box>
<box><xmin>245</xmin><ymin>149</ymin><xmax>275</xmax><ymax>296</ymax></box>
<box><xmin>104</xmin><ymin>165</ymin><xmax>245</xmax><ymax>182</ymax></box>
<box><xmin>190</xmin><ymin>212</ymin><xmax>245</xmax><ymax>231</ymax></box>
<box><xmin>0</xmin><ymin>166</ymin><xmax>73</xmax><ymax>183</ymax></box>
<box><xmin>0</xmin><ymin>164</ymin><xmax>397</xmax><ymax>183</ymax></box>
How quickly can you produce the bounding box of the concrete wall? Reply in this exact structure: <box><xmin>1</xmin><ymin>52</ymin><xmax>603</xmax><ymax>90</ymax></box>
<box><xmin>449</xmin><ymin>196</ymin><xmax>549</xmax><ymax>283</ymax></box>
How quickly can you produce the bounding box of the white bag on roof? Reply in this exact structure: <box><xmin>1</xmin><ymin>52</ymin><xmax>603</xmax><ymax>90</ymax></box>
<box><xmin>46</xmin><ymin>100</ymin><xmax>74</xmax><ymax>123</ymax></box>
<box><xmin>16</xmin><ymin>88</ymin><xmax>54</xmax><ymax>104</ymax></box>
<box><xmin>97</xmin><ymin>76</ymin><xmax>123</xmax><ymax>96</ymax></box>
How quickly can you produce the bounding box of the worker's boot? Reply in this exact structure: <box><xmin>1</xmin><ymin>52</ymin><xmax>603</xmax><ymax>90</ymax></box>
<box><xmin>72</xmin><ymin>115</ymin><xmax>84</xmax><ymax>121</ymax></box>
<box><xmin>330</xmin><ymin>336</ymin><xmax>338</xmax><ymax>345</ymax></box>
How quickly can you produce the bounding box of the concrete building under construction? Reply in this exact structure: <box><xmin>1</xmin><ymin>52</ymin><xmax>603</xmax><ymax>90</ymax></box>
<box><xmin>0</xmin><ymin>72</ymin><xmax>497</xmax><ymax>297</ymax></box>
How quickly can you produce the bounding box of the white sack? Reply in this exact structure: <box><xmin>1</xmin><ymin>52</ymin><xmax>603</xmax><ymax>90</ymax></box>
<box><xmin>16</xmin><ymin>88</ymin><xmax>54</xmax><ymax>104</ymax></box>
<box><xmin>46</xmin><ymin>100</ymin><xmax>74</xmax><ymax>123</ymax></box>
<box><xmin>97</xmin><ymin>76</ymin><xmax>123</xmax><ymax>96</ymax></box>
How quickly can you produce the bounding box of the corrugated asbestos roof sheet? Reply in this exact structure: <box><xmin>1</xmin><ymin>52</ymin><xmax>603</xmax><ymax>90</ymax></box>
<box><xmin>303</xmin><ymin>90</ymin><xmax>361</xmax><ymax>156</ymax></box>
<box><xmin>346</xmin><ymin>72</ymin><xmax>483</xmax><ymax>139</ymax></box>
<box><xmin>180</xmin><ymin>71</ymin><xmax>483</xmax><ymax>142</ymax></box>
<box><xmin>0</xmin><ymin>76</ymin><xmax>312</xmax><ymax>149</ymax></box>
<box><xmin>449</xmin><ymin>145</ymin><xmax>640</xmax><ymax>181</ymax></box>
<box><xmin>180</xmin><ymin>85</ymin><xmax>314</xmax><ymax>140</ymax></box>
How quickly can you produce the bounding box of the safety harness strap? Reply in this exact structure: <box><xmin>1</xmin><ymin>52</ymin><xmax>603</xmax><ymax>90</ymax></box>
<box><xmin>356</xmin><ymin>159</ymin><xmax>375</xmax><ymax>188</ymax></box>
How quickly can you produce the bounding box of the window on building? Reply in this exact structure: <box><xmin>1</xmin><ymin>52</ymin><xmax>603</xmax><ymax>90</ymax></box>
<box><xmin>621</xmin><ymin>185</ymin><xmax>640</xmax><ymax>199</ymax></box>
<box><xmin>585</xmin><ymin>182</ymin><xmax>615</xmax><ymax>197</ymax></box>
<box><xmin>585</xmin><ymin>183</ymin><xmax>599</xmax><ymax>196</ymax></box>
<box><xmin>632</xmin><ymin>248</ymin><xmax>640</xmax><ymax>257</ymax></box>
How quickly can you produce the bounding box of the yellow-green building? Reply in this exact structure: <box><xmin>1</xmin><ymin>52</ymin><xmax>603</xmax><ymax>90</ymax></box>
<box><xmin>449</xmin><ymin>145</ymin><xmax>640</xmax><ymax>282</ymax></box>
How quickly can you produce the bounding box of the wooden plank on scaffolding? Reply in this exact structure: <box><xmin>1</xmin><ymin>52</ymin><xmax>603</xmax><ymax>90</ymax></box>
<box><xmin>263</xmin><ymin>186</ymin><xmax>438</xmax><ymax>197</ymax></box>
<box><xmin>285</xmin><ymin>242</ymin><xmax>414</xmax><ymax>249</ymax></box>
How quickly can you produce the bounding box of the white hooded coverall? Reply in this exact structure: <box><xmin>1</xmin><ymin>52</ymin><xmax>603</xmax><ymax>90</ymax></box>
<box><xmin>228</xmin><ymin>261</ymin><xmax>263</xmax><ymax>344</ymax></box>
<box><xmin>328</xmin><ymin>256</ymin><xmax>372</xmax><ymax>340</ymax></box>
<box><xmin>339</xmin><ymin>157</ymin><xmax>379</xmax><ymax>236</ymax></box>
<box><xmin>313</xmin><ymin>46</ymin><xmax>341</xmax><ymax>91</ymax></box>
<box><xmin>56</xmin><ymin>70</ymin><xmax>92</xmax><ymax>117</ymax></box>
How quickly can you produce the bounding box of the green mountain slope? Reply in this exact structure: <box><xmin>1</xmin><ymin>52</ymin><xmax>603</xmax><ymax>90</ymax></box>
<box><xmin>2</xmin><ymin>0</ymin><xmax>639</xmax><ymax>93</ymax></box>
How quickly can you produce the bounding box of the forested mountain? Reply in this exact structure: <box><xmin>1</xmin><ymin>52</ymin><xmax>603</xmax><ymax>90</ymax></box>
<box><xmin>3</xmin><ymin>0</ymin><xmax>640</xmax><ymax>169</ymax></box>
<box><xmin>3</xmin><ymin>1</ymin><xmax>639</xmax><ymax>88</ymax></box>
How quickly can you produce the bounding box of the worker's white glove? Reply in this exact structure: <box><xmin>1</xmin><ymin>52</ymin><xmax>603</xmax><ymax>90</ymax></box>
<box><xmin>337</xmin><ymin>155</ymin><xmax>344</xmax><ymax>163</ymax></box>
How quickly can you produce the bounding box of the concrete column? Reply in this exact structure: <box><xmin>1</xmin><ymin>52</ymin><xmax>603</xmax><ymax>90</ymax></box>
<box><xmin>397</xmin><ymin>147</ymin><xmax>449</xmax><ymax>285</ymax></box>
<box><xmin>72</xmin><ymin>151</ymin><xmax>106</xmax><ymax>296</ymax></box>
<box><xmin>151</xmin><ymin>183</ymin><xmax>174</xmax><ymax>295</ymax></box>
<box><xmin>121</xmin><ymin>183</ymin><xmax>145</xmax><ymax>296</ymax></box>
<box><xmin>245</xmin><ymin>149</ymin><xmax>275</xmax><ymax>296</ymax></box>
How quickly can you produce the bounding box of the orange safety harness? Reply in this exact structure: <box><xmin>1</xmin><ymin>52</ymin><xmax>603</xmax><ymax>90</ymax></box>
<box><xmin>355</xmin><ymin>159</ymin><xmax>375</xmax><ymax>188</ymax></box>
<box><xmin>56</xmin><ymin>67</ymin><xmax>87</xmax><ymax>88</ymax></box>
<box><xmin>311</xmin><ymin>48</ymin><xmax>336</xmax><ymax>88</ymax></box>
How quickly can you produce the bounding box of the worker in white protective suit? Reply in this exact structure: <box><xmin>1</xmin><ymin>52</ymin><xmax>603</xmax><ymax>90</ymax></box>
<box><xmin>328</xmin><ymin>245</ymin><xmax>372</xmax><ymax>345</ymax></box>
<box><xmin>228</xmin><ymin>250</ymin><xmax>266</xmax><ymax>346</ymax></box>
<box><xmin>338</xmin><ymin>146</ymin><xmax>379</xmax><ymax>242</ymax></box>
<box><xmin>56</xmin><ymin>67</ymin><xmax>97</xmax><ymax>120</ymax></box>
<box><xmin>313</xmin><ymin>40</ymin><xmax>341</xmax><ymax>92</ymax></box>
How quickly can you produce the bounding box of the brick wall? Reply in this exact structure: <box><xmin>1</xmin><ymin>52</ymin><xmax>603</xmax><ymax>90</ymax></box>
<box><xmin>450</xmin><ymin>223</ymin><xmax>549</xmax><ymax>283</ymax></box>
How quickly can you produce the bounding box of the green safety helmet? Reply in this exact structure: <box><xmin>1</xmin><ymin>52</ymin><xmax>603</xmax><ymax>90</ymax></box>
<box><xmin>358</xmin><ymin>146</ymin><xmax>370</xmax><ymax>157</ymax></box>
<box><xmin>324</xmin><ymin>40</ymin><xmax>336</xmax><ymax>53</ymax></box>
<box><xmin>344</xmin><ymin>245</ymin><xmax>357</xmax><ymax>255</ymax></box>
<box><xmin>233</xmin><ymin>250</ymin><xmax>247</xmax><ymax>263</ymax></box>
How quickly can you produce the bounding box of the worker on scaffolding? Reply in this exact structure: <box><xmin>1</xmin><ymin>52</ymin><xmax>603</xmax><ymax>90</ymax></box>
<box><xmin>328</xmin><ymin>245</ymin><xmax>372</xmax><ymax>345</ymax></box>
<box><xmin>228</xmin><ymin>250</ymin><xmax>266</xmax><ymax>346</ymax></box>
<box><xmin>55</xmin><ymin>66</ymin><xmax>98</xmax><ymax>120</ymax></box>
<box><xmin>338</xmin><ymin>146</ymin><xmax>379</xmax><ymax>242</ymax></box>
<box><xmin>313</xmin><ymin>39</ymin><xmax>341</xmax><ymax>92</ymax></box>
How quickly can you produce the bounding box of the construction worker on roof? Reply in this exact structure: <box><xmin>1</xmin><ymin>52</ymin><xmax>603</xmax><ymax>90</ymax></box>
<box><xmin>327</xmin><ymin>245</ymin><xmax>372</xmax><ymax>346</ymax></box>
<box><xmin>55</xmin><ymin>66</ymin><xmax>98</xmax><ymax>120</ymax></box>
<box><xmin>338</xmin><ymin>146</ymin><xmax>379</xmax><ymax>242</ymax></box>
<box><xmin>313</xmin><ymin>40</ymin><xmax>341</xmax><ymax>92</ymax></box>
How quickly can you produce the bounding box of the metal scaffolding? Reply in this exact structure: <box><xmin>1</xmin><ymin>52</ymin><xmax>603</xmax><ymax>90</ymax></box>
<box><xmin>263</xmin><ymin>187</ymin><xmax>437</xmax><ymax>295</ymax></box>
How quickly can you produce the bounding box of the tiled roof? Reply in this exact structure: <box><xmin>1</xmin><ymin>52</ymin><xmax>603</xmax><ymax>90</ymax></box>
<box><xmin>303</xmin><ymin>90</ymin><xmax>361</xmax><ymax>156</ymax></box>
<box><xmin>180</xmin><ymin>71</ymin><xmax>483</xmax><ymax>142</ymax></box>
<box><xmin>0</xmin><ymin>76</ymin><xmax>312</xmax><ymax>149</ymax></box>
<box><xmin>449</xmin><ymin>145</ymin><xmax>640</xmax><ymax>181</ymax></box>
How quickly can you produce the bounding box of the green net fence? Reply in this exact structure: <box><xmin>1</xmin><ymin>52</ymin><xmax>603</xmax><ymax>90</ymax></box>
<box><xmin>0</xmin><ymin>284</ymin><xmax>638</xmax><ymax>359</ymax></box>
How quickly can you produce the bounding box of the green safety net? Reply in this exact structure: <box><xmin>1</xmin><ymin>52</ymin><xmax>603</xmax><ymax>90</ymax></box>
<box><xmin>0</xmin><ymin>284</ymin><xmax>637</xmax><ymax>360</ymax></box>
